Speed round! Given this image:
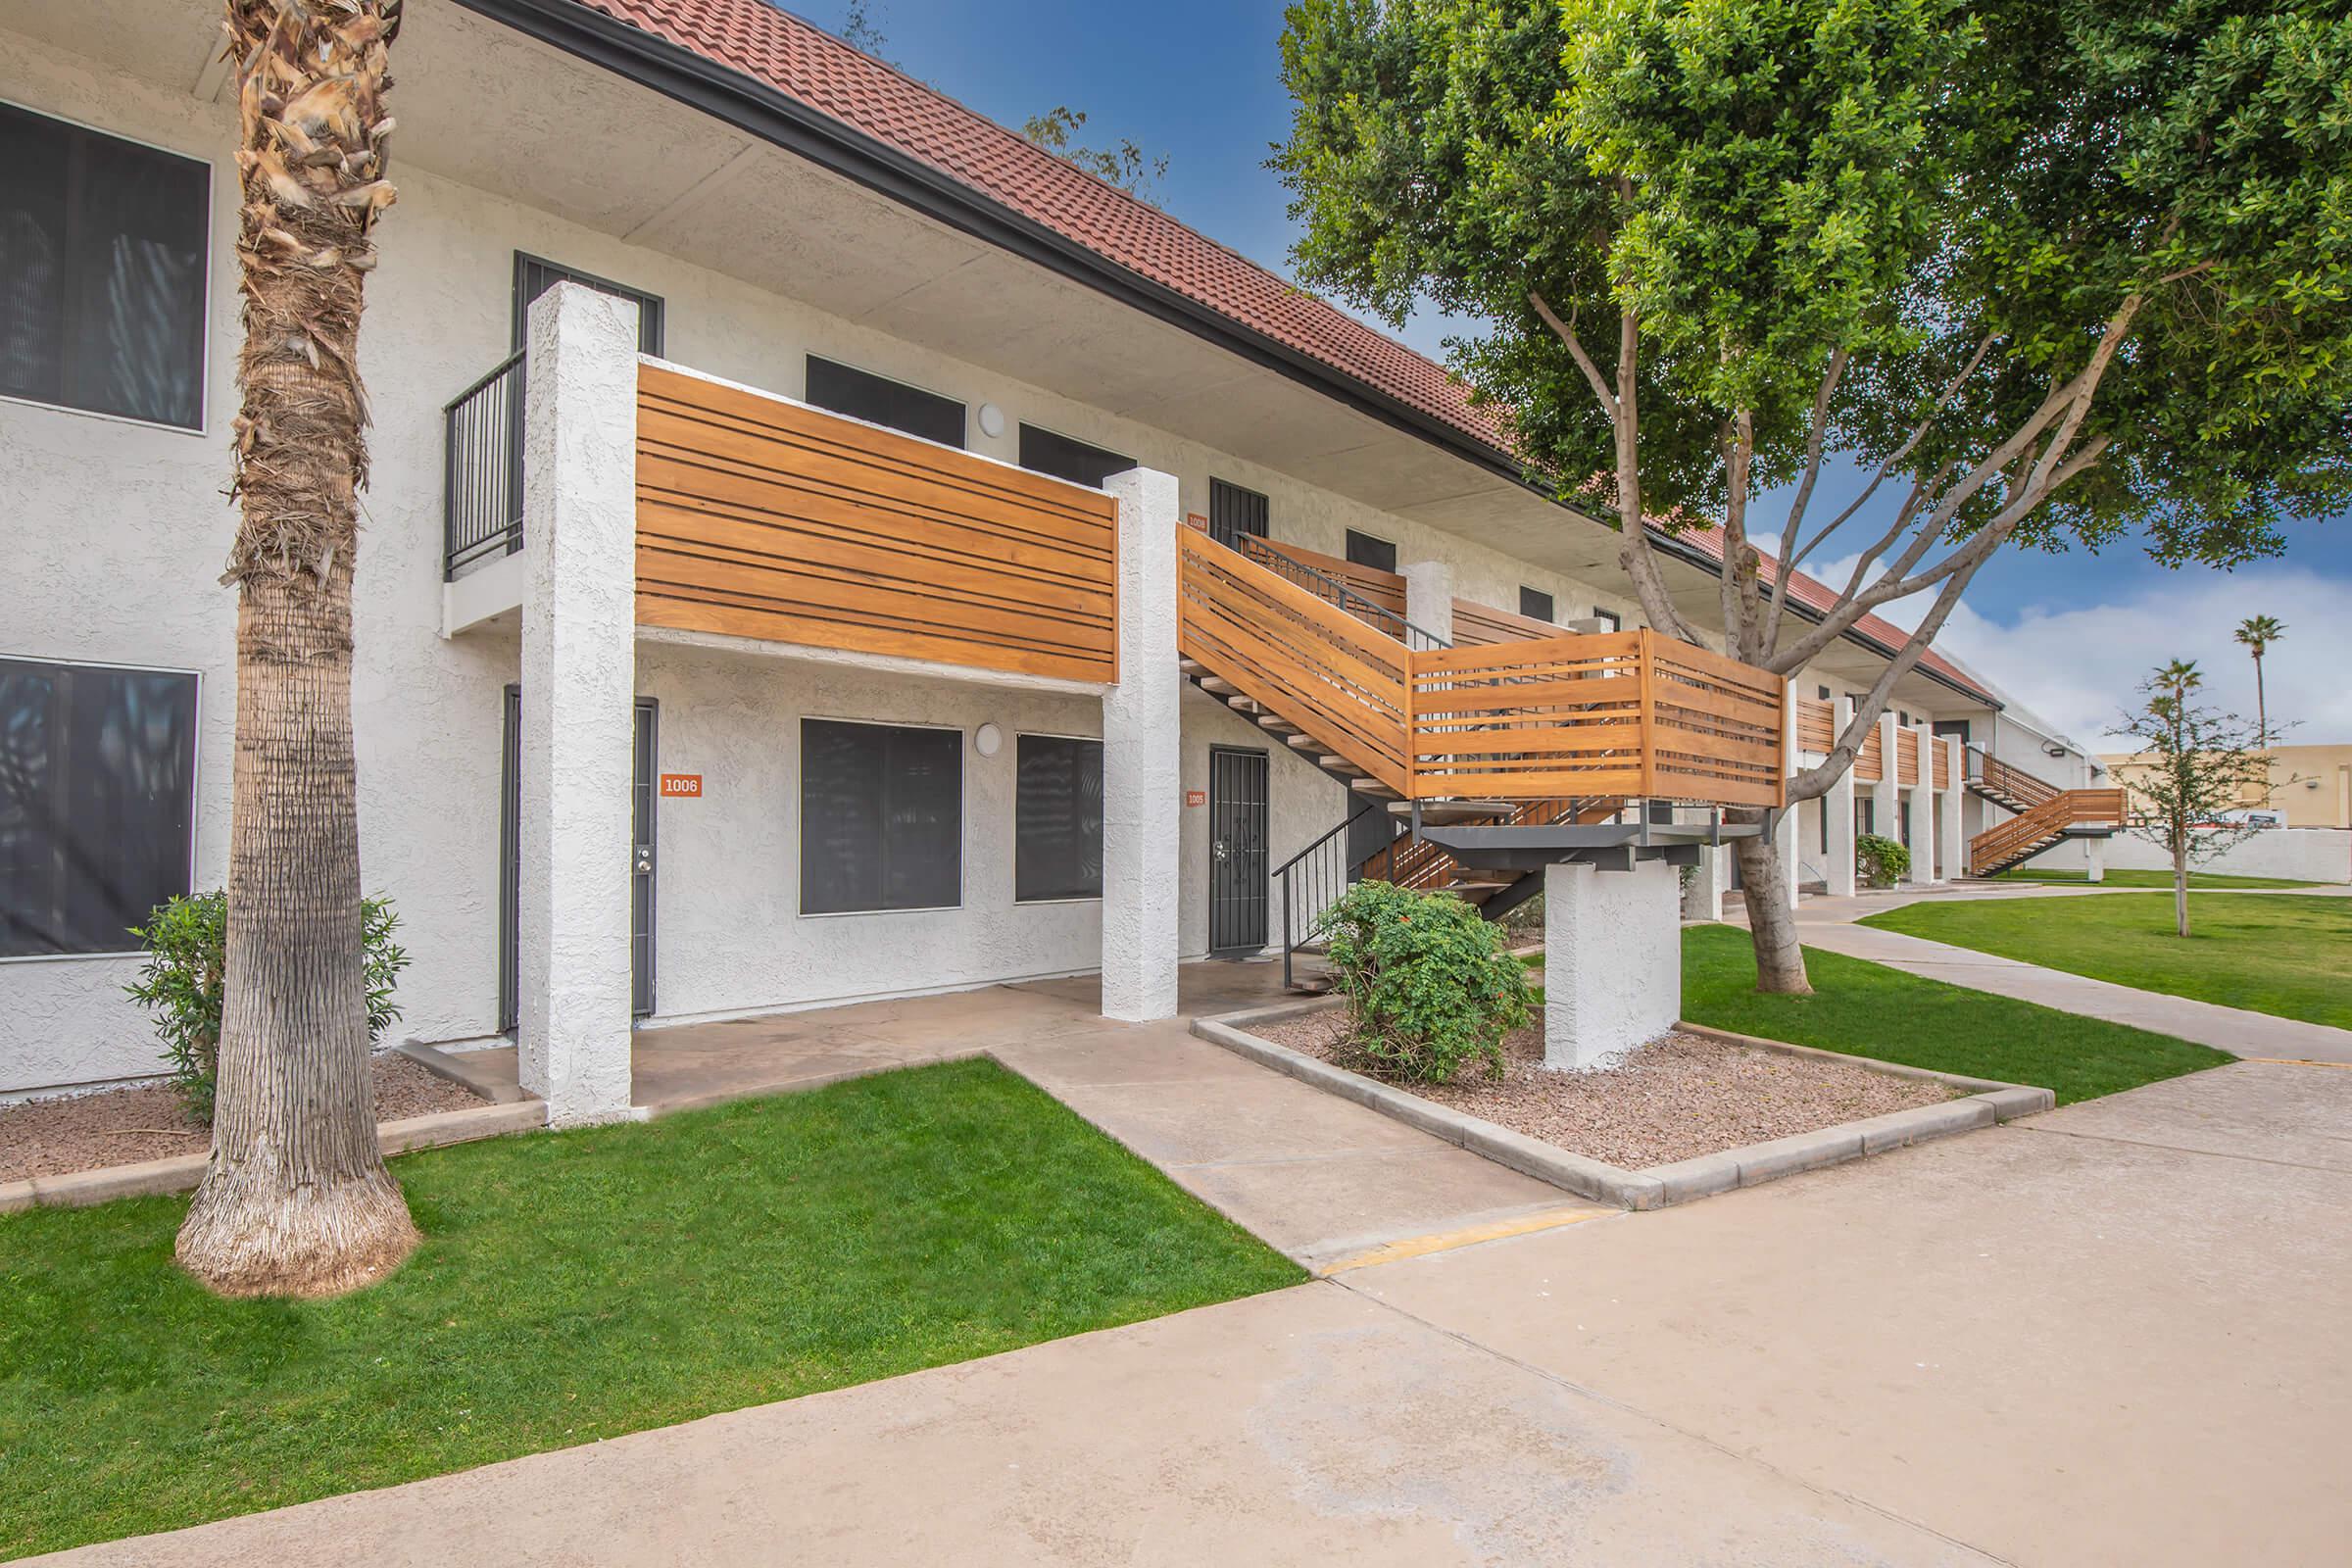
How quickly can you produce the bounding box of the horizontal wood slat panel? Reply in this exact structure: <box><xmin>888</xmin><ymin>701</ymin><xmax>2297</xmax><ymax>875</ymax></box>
<box><xmin>1895</xmin><ymin>728</ymin><xmax>1921</xmax><ymax>786</ymax></box>
<box><xmin>635</xmin><ymin>364</ymin><xmax>1117</xmax><ymax>682</ymax></box>
<box><xmin>1855</xmin><ymin>726</ymin><xmax>1885</xmax><ymax>783</ymax></box>
<box><xmin>1796</xmin><ymin>698</ymin><xmax>1835</xmax><ymax>753</ymax></box>
<box><xmin>1934</xmin><ymin>741</ymin><xmax>1952</xmax><ymax>789</ymax></box>
<box><xmin>1450</xmin><ymin>598</ymin><xmax>1560</xmax><ymax>647</ymax></box>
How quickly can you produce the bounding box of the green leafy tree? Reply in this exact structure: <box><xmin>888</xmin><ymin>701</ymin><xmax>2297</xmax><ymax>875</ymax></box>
<box><xmin>2115</xmin><ymin>661</ymin><xmax>2273</xmax><ymax>937</ymax></box>
<box><xmin>1022</xmin><ymin>106</ymin><xmax>1170</xmax><ymax>202</ymax></box>
<box><xmin>1273</xmin><ymin>0</ymin><xmax>2351</xmax><ymax>993</ymax></box>
<box><xmin>2233</xmin><ymin>613</ymin><xmax>2285</xmax><ymax>751</ymax></box>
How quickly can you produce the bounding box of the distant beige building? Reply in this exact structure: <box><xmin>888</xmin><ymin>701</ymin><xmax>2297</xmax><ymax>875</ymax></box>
<box><xmin>2100</xmin><ymin>743</ymin><xmax>2352</xmax><ymax>828</ymax></box>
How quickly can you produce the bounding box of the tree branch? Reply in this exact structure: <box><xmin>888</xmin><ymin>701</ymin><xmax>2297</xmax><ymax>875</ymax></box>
<box><xmin>1528</xmin><ymin>290</ymin><xmax>1616</xmax><ymax>420</ymax></box>
<box><xmin>1766</xmin><ymin>348</ymin><xmax>1848</xmax><ymax>638</ymax></box>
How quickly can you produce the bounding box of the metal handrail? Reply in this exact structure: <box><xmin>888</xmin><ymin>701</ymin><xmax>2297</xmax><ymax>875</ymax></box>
<box><xmin>1273</xmin><ymin>797</ymin><xmax>1400</xmax><ymax>990</ymax></box>
<box><xmin>443</xmin><ymin>350</ymin><xmax>527</xmax><ymax>580</ymax></box>
<box><xmin>1235</xmin><ymin>534</ymin><xmax>1451</xmax><ymax>652</ymax></box>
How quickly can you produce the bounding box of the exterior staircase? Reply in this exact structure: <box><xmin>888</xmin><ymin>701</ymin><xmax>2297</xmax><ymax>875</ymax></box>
<box><xmin>1963</xmin><ymin>748</ymin><xmax>2129</xmax><ymax>877</ymax></box>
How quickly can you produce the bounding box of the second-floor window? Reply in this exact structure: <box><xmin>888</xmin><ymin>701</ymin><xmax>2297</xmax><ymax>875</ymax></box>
<box><xmin>1019</xmin><ymin>423</ymin><xmax>1130</xmax><ymax>487</ymax></box>
<box><xmin>1208</xmin><ymin>478</ymin><xmax>1269</xmax><ymax>548</ymax></box>
<box><xmin>1344</xmin><ymin>530</ymin><xmax>1396</xmax><ymax>574</ymax></box>
<box><xmin>513</xmin><ymin>254</ymin><xmax>664</xmax><ymax>354</ymax></box>
<box><xmin>0</xmin><ymin>103</ymin><xmax>209</xmax><ymax>431</ymax></box>
<box><xmin>806</xmin><ymin>356</ymin><xmax>965</xmax><ymax>448</ymax></box>
<box><xmin>1520</xmin><ymin>587</ymin><xmax>1554</xmax><ymax>622</ymax></box>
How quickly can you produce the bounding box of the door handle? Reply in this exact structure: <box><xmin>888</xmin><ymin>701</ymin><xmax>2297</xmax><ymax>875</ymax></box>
<box><xmin>1213</xmin><ymin>840</ymin><xmax>1230</xmax><ymax>861</ymax></box>
<box><xmin>634</xmin><ymin>845</ymin><xmax>654</xmax><ymax>874</ymax></box>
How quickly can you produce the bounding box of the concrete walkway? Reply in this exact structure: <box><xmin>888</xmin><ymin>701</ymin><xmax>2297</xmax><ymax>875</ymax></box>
<box><xmin>43</xmin><ymin>1058</ymin><xmax>2351</xmax><ymax>1566</ymax></box>
<box><xmin>1779</xmin><ymin>892</ymin><xmax>2352</xmax><ymax>1065</ymax></box>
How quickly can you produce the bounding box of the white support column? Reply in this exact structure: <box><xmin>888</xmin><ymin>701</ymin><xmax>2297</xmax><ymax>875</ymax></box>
<box><xmin>1682</xmin><ymin>845</ymin><xmax>1728</xmax><ymax>922</ymax></box>
<box><xmin>1939</xmin><ymin>737</ymin><xmax>1966</xmax><ymax>880</ymax></box>
<box><xmin>2085</xmin><ymin>838</ymin><xmax>2105</xmax><ymax>883</ymax></box>
<box><xmin>1774</xmin><ymin>683</ymin><xmax>1801</xmax><ymax>903</ymax></box>
<box><xmin>1400</xmin><ymin>559</ymin><xmax>1454</xmax><ymax>647</ymax></box>
<box><xmin>1101</xmin><ymin>466</ymin><xmax>1184</xmax><ymax>1021</ymax></box>
<box><xmin>1825</xmin><ymin>696</ymin><xmax>1858</xmax><ymax>897</ymax></box>
<box><xmin>1544</xmin><ymin>858</ymin><xmax>1681</xmax><ymax>1070</ymax></box>
<box><xmin>1869</xmin><ymin>711</ymin><xmax>1900</xmax><ymax>887</ymax></box>
<box><xmin>1907</xmin><ymin>717</ymin><xmax>1936</xmax><ymax>883</ymax></box>
<box><xmin>518</xmin><ymin>281</ymin><xmax>640</xmax><ymax>1127</ymax></box>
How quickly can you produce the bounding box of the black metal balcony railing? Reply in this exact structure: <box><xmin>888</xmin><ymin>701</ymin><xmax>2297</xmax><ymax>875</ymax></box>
<box><xmin>443</xmin><ymin>351</ymin><xmax>525</xmax><ymax>579</ymax></box>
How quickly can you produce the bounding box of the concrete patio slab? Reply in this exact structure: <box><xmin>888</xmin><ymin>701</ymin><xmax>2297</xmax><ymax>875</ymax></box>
<box><xmin>2017</xmin><ymin>1057</ymin><xmax>2352</xmax><ymax>1172</ymax></box>
<box><xmin>35</xmin><ymin>1283</ymin><xmax>1986</xmax><ymax>1568</ymax></box>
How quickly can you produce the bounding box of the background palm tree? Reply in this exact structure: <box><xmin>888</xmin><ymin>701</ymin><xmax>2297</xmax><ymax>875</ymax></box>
<box><xmin>174</xmin><ymin>0</ymin><xmax>417</xmax><ymax>1298</ymax></box>
<box><xmin>2233</xmin><ymin>614</ymin><xmax>2284</xmax><ymax>748</ymax></box>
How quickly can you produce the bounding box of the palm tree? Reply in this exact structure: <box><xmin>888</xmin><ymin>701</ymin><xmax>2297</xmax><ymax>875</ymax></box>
<box><xmin>174</xmin><ymin>0</ymin><xmax>417</xmax><ymax>1298</ymax></box>
<box><xmin>2233</xmin><ymin>614</ymin><xmax>2284</xmax><ymax>748</ymax></box>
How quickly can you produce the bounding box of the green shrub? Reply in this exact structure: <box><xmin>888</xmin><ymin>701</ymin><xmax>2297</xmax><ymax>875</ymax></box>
<box><xmin>1322</xmin><ymin>880</ymin><xmax>1531</xmax><ymax>1083</ymax></box>
<box><xmin>124</xmin><ymin>891</ymin><xmax>412</xmax><ymax>1124</ymax></box>
<box><xmin>1856</xmin><ymin>834</ymin><xmax>1911</xmax><ymax>888</ymax></box>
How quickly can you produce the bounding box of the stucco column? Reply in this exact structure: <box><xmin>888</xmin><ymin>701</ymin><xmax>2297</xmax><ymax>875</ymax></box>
<box><xmin>1400</xmin><ymin>559</ymin><xmax>1454</xmax><ymax>647</ymax></box>
<box><xmin>1682</xmin><ymin>845</ymin><xmax>1728</xmax><ymax>922</ymax></box>
<box><xmin>1101</xmin><ymin>466</ymin><xmax>1183</xmax><ymax>1021</ymax></box>
<box><xmin>1774</xmin><ymin>682</ymin><xmax>1801</xmax><ymax>902</ymax></box>
<box><xmin>1544</xmin><ymin>858</ymin><xmax>1680</xmax><ymax>1071</ymax></box>
<box><xmin>518</xmin><ymin>281</ymin><xmax>640</xmax><ymax>1126</ymax></box>
<box><xmin>1823</xmin><ymin>696</ymin><xmax>1858</xmax><ymax>897</ymax></box>
<box><xmin>1939</xmin><ymin>737</ymin><xmax>1966</xmax><ymax>880</ymax></box>
<box><xmin>2084</xmin><ymin>839</ymin><xmax>2105</xmax><ymax>883</ymax></box>
<box><xmin>1907</xmin><ymin>717</ymin><xmax>1936</xmax><ymax>883</ymax></box>
<box><xmin>1868</xmin><ymin>711</ymin><xmax>1900</xmax><ymax>888</ymax></box>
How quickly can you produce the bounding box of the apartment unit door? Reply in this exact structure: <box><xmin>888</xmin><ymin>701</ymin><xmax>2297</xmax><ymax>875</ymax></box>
<box><xmin>1208</xmin><ymin>746</ymin><xmax>1269</xmax><ymax>954</ymax></box>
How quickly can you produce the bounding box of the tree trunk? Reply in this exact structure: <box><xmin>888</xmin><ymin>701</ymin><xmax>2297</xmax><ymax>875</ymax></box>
<box><xmin>1734</xmin><ymin>831</ymin><xmax>1812</xmax><ymax>994</ymax></box>
<box><xmin>2173</xmin><ymin>839</ymin><xmax>2191</xmax><ymax>939</ymax></box>
<box><xmin>178</xmin><ymin>0</ymin><xmax>416</xmax><ymax>1298</ymax></box>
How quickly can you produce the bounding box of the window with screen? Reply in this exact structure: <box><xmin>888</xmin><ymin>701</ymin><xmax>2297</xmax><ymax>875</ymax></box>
<box><xmin>0</xmin><ymin>104</ymin><xmax>209</xmax><ymax>430</ymax></box>
<box><xmin>1</xmin><ymin>658</ymin><xmax>198</xmax><ymax>956</ymax></box>
<box><xmin>1591</xmin><ymin>609</ymin><xmax>1622</xmax><ymax>632</ymax></box>
<box><xmin>1344</xmin><ymin>530</ymin><xmax>1396</xmax><ymax>574</ymax></box>
<box><xmin>800</xmin><ymin>719</ymin><xmax>961</xmax><ymax>914</ymax></box>
<box><xmin>1019</xmin><ymin>424</ymin><xmax>1130</xmax><ymax>487</ymax></box>
<box><xmin>805</xmin><ymin>356</ymin><xmax>965</xmax><ymax>448</ymax></box>
<box><xmin>1015</xmin><ymin>734</ymin><xmax>1103</xmax><ymax>902</ymax></box>
<box><xmin>513</xmin><ymin>253</ymin><xmax>664</xmax><ymax>353</ymax></box>
<box><xmin>1207</xmin><ymin>477</ymin><xmax>1269</xmax><ymax>548</ymax></box>
<box><xmin>1520</xmin><ymin>587</ymin><xmax>1554</xmax><ymax>622</ymax></box>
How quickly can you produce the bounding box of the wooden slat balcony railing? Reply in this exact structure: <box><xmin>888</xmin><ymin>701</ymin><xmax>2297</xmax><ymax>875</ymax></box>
<box><xmin>1854</xmin><ymin>723</ymin><xmax>1885</xmax><ymax>784</ymax></box>
<box><xmin>632</xmin><ymin>363</ymin><xmax>1118</xmax><ymax>683</ymax></box>
<box><xmin>1180</xmin><ymin>529</ymin><xmax>1786</xmax><ymax>809</ymax></box>
<box><xmin>1895</xmin><ymin>726</ymin><xmax>1921</xmax><ymax>787</ymax></box>
<box><xmin>1450</xmin><ymin>597</ymin><xmax>1563</xmax><ymax>648</ymax></box>
<box><xmin>1934</xmin><ymin>739</ymin><xmax>1952</xmax><ymax>790</ymax></box>
<box><xmin>1795</xmin><ymin>696</ymin><xmax>1835</xmax><ymax>754</ymax></box>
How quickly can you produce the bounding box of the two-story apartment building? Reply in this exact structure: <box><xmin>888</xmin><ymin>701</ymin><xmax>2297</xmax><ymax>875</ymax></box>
<box><xmin>1</xmin><ymin>0</ymin><xmax>2099</xmax><ymax>1112</ymax></box>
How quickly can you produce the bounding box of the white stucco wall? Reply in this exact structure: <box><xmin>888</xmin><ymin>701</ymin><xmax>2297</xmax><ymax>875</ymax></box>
<box><xmin>2097</xmin><ymin>827</ymin><xmax>2352</xmax><ymax>885</ymax></box>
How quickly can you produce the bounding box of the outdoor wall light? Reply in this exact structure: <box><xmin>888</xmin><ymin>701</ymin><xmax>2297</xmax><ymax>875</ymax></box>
<box><xmin>976</xmin><ymin>402</ymin><xmax>1006</xmax><ymax>439</ymax></box>
<box><xmin>974</xmin><ymin>722</ymin><xmax>1004</xmax><ymax>758</ymax></box>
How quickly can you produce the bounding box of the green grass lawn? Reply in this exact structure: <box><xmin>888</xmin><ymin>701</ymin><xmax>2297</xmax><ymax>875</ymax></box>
<box><xmin>1861</xmin><ymin>892</ymin><xmax>2352</xmax><ymax>1031</ymax></box>
<box><xmin>1995</xmin><ymin>866</ymin><xmax>2323</xmax><ymax>890</ymax></box>
<box><xmin>0</xmin><ymin>1059</ymin><xmax>1302</xmax><ymax>1561</ymax></box>
<box><xmin>1678</xmin><ymin>924</ymin><xmax>2232</xmax><ymax>1102</ymax></box>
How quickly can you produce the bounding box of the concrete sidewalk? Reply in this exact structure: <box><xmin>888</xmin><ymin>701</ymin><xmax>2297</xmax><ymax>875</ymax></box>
<box><xmin>1788</xmin><ymin>907</ymin><xmax>2352</xmax><ymax>1064</ymax></box>
<box><xmin>42</xmin><ymin>1059</ymin><xmax>2351</xmax><ymax>1566</ymax></box>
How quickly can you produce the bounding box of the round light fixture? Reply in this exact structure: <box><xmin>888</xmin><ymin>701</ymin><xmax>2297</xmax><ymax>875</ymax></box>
<box><xmin>976</xmin><ymin>402</ymin><xmax>1006</xmax><ymax>439</ymax></box>
<box><xmin>974</xmin><ymin>722</ymin><xmax>1004</xmax><ymax>758</ymax></box>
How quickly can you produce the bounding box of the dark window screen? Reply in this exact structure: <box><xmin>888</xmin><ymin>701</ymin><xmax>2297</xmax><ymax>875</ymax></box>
<box><xmin>1020</xmin><ymin>424</ymin><xmax>1130</xmax><ymax>488</ymax></box>
<box><xmin>0</xmin><ymin>104</ymin><xmax>208</xmax><ymax>429</ymax></box>
<box><xmin>1520</xmin><ymin>586</ymin><xmax>1554</xmax><ymax>622</ymax></box>
<box><xmin>800</xmin><ymin>719</ymin><xmax>961</xmax><ymax>913</ymax></box>
<box><xmin>806</xmin><ymin>356</ymin><xmax>964</xmax><ymax>448</ymax></box>
<box><xmin>1208</xmin><ymin>478</ymin><xmax>1269</xmax><ymax>548</ymax></box>
<box><xmin>512</xmin><ymin>253</ymin><xmax>663</xmax><ymax>353</ymax></box>
<box><xmin>1015</xmin><ymin>735</ymin><xmax>1103</xmax><ymax>902</ymax></box>
<box><xmin>1344</xmin><ymin>530</ymin><xmax>1396</xmax><ymax>574</ymax></box>
<box><xmin>0</xmin><ymin>659</ymin><xmax>197</xmax><ymax>956</ymax></box>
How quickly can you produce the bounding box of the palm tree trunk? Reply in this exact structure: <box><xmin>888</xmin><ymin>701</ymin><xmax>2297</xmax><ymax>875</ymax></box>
<box><xmin>177</xmin><ymin>0</ymin><xmax>416</xmax><ymax>1298</ymax></box>
<box><xmin>1734</xmin><ymin>830</ymin><xmax>1812</xmax><ymax>993</ymax></box>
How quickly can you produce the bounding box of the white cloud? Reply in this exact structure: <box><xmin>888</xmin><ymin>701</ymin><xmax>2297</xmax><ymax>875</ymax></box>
<box><xmin>1780</xmin><ymin>558</ymin><xmax>2352</xmax><ymax>752</ymax></box>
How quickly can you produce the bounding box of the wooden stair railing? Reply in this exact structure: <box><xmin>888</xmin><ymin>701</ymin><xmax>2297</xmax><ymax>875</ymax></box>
<box><xmin>1966</xmin><ymin>747</ymin><xmax>2062</xmax><ymax>809</ymax></box>
<box><xmin>1967</xmin><ymin>787</ymin><xmax>2129</xmax><ymax>877</ymax></box>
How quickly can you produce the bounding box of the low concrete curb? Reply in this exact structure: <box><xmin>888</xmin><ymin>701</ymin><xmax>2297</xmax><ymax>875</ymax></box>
<box><xmin>0</xmin><ymin>1101</ymin><xmax>546</xmax><ymax>1214</ymax></box>
<box><xmin>396</xmin><ymin>1038</ymin><xmax>535</xmax><ymax>1104</ymax></box>
<box><xmin>1195</xmin><ymin>1001</ymin><xmax>2053</xmax><ymax>1212</ymax></box>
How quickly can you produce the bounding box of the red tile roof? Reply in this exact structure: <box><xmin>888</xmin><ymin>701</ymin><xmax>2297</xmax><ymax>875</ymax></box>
<box><xmin>563</xmin><ymin>0</ymin><xmax>1998</xmax><ymax>708</ymax></box>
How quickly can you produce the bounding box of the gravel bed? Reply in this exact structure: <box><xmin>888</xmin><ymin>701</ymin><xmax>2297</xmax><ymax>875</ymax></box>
<box><xmin>1257</xmin><ymin>1010</ymin><xmax>1951</xmax><ymax>1169</ymax></box>
<box><xmin>0</xmin><ymin>1054</ymin><xmax>484</xmax><ymax>1186</ymax></box>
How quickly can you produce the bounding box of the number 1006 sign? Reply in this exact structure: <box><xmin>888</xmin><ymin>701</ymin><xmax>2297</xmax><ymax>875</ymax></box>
<box><xmin>660</xmin><ymin>774</ymin><xmax>703</xmax><ymax>798</ymax></box>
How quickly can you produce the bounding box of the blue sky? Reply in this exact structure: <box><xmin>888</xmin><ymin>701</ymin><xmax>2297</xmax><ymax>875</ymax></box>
<box><xmin>799</xmin><ymin>0</ymin><xmax>2347</xmax><ymax>747</ymax></box>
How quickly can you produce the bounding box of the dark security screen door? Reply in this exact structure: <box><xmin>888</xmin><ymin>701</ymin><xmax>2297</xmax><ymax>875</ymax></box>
<box><xmin>1208</xmin><ymin>747</ymin><xmax>1269</xmax><ymax>953</ymax></box>
<box><xmin>499</xmin><ymin>693</ymin><xmax>656</xmax><ymax>1031</ymax></box>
